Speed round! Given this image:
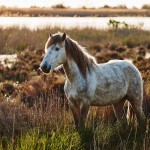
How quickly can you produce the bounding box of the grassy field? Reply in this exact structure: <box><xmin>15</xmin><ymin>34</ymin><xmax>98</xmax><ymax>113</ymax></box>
<box><xmin>0</xmin><ymin>27</ymin><xmax>150</xmax><ymax>149</ymax></box>
<box><xmin>0</xmin><ymin>7</ymin><xmax>150</xmax><ymax>17</ymax></box>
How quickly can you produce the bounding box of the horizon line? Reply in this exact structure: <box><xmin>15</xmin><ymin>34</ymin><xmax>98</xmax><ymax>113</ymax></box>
<box><xmin>0</xmin><ymin>4</ymin><xmax>149</xmax><ymax>9</ymax></box>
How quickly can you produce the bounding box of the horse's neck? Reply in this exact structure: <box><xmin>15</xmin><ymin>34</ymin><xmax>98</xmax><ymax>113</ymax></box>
<box><xmin>63</xmin><ymin>59</ymin><xmax>84</xmax><ymax>83</ymax></box>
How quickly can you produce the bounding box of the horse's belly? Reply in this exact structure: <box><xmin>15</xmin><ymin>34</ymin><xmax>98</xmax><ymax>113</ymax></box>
<box><xmin>91</xmin><ymin>82</ymin><xmax>128</xmax><ymax>106</ymax></box>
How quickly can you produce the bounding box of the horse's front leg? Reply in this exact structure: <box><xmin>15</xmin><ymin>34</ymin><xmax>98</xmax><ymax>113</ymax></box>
<box><xmin>79</xmin><ymin>102</ymin><xmax>90</xmax><ymax>129</ymax></box>
<box><xmin>69</xmin><ymin>101</ymin><xmax>80</xmax><ymax>129</ymax></box>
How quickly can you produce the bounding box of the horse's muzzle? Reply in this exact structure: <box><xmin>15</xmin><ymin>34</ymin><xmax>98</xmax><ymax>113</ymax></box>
<box><xmin>40</xmin><ymin>64</ymin><xmax>51</xmax><ymax>74</ymax></box>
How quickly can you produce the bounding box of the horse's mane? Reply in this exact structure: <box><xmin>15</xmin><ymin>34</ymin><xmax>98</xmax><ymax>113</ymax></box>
<box><xmin>45</xmin><ymin>33</ymin><xmax>97</xmax><ymax>78</ymax></box>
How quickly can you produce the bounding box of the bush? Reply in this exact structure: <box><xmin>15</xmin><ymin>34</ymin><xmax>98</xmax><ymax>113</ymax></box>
<box><xmin>123</xmin><ymin>36</ymin><xmax>138</xmax><ymax>48</ymax></box>
<box><xmin>108</xmin><ymin>44</ymin><xmax>118</xmax><ymax>51</ymax></box>
<box><xmin>96</xmin><ymin>51</ymin><xmax>123</xmax><ymax>63</ymax></box>
<box><xmin>0</xmin><ymin>81</ymin><xmax>15</xmax><ymax>96</ymax></box>
<box><xmin>116</xmin><ymin>46</ymin><xmax>126</xmax><ymax>53</ymax></box>
<box><xmin>52</xmin><ymin>4</ymin><xmax>66</xmax><ymax>9</ymax></box>
<box><xmin>142</xmin><ymin>4</ymin><xmax>150</xmax><ymax>9</ymax></box>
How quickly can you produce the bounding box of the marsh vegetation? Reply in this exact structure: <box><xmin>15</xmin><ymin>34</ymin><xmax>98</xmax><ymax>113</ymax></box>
<box><xmin>0</xmin><ymin>27</ymin><xmax>150</xmax><ymax>149</ymax></box>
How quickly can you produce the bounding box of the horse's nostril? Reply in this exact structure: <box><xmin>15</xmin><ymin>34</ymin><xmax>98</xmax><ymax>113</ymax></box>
<box><xmin>43</xmin><ymin>65</ymin><xmax>47</xmax><ymax>71</ymax></box>
<box><xmin>41</xmin><ymin>64</ymin><xmax>51</xmax><ymax>73</ymax></box>
<box><xmin>41</xmin><ymin>65</ymin><xmax>47</xmax><ymax>72</ymax></box>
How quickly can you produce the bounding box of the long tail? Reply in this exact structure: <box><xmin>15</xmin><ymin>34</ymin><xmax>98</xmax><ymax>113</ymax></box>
<box><xmin>126</xmin><ymin>102</ymin><xmax>135</xmax><ymax>124</ymax></box>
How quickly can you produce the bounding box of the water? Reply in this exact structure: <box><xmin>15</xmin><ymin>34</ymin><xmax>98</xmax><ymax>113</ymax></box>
<box><xmin>145</xmin><ymin>52</ymin><xmax>150</xmax><ymax>59</ymax></box>
<box><xmin>0</xmin><ymin>52</ymin><xmax>149</xmax><ymax>67</ymax></box>
<box><xmin>0</xmin><ymin>54</ymin><xmax>17</xmax><ymax>67</ymax></box>
<box><xmin>0</xmin><ymin>17</ymin><xmax>150</xmax><ymax>66</ymax></box>
<box><xmin>0</xmin><ymin>17</ymin><xmax>150</xmax><ymax>30</ymax></box>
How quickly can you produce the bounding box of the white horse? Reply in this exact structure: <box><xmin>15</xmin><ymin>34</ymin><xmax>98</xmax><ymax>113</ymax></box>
<box><xmin>40</xmin><ymin>32</ymin><xmax>145</xmax><ymax>129</ymax></box>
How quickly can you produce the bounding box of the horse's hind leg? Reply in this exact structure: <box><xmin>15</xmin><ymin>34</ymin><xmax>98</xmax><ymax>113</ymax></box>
<box><xmin>113</xmin><ymin>99</ymin><xmax>126</xmax><ymax>121</ymax></box>
<box><xmin>127</xmin><ymin>71</ymin><xmax>146</xmax><ymax>125</ymax></box>
<box><xmin>129</xmin><ymin>99</ymin><xmax>145</xmax><ymax>124</ymax></box>
<box><xmin>127</xmin><ymin>89</ymin><xmax>145</xmax><ymax>125</ymax></box>
<box><xmin>129</xmin><ymin>100</ymin><xmax>146</xmax><ymax>132</ymax></box>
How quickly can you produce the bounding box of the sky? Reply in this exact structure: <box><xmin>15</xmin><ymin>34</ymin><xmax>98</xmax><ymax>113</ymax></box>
<box><xmin>0</xmin><ymin>0</ymin><xmax>149</xmax><ymax>8</ymax></box>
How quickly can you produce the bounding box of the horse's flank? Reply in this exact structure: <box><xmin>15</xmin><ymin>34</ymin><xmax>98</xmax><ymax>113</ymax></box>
<box><xmin>45</xmin><ymin>33</ymin><xmax>96</xmax><ymax>78</ymax></box>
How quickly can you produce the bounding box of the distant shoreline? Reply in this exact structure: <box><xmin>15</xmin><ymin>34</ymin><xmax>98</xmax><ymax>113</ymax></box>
<box><xmin>0</xmin><ymin>7</ymin><xmax>150</xmax><ymax>17</ymax></box>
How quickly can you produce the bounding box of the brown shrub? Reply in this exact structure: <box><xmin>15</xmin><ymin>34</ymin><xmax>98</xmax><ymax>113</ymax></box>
<box><xmin>96</xmin><ymin>51</ymin><xmax>123</xmax><ymax>63</ymax></box>
<box><xmin>19</xmin><ymin>72</ymin><xmax>66</xmax><ymax>108</ymax></box>
<box><xmin>108</xmin><ymin>44</ymin><xmax>118</xmax><ymax>51</ymax></box>
<box><xmin>92</xmin><ymin>45</ymin><xmax>102</xmax><ymax>52</ymax></box>
<box><xmin>134</xmin><ymin>58</ymin><xmax>150</xmax><ymax>81</ymax></box>
<box><xmin>137</xmin><ymin>46</ymin><xmax>146</xmax><ymax>56</ymax></box>
<box><xmin>0</xmin><ymin>81</ymin><xmax>15</xmax><ymax>96</ymax></box>
<box><xmin>115</xmin><ymin>46</ymin><xmax>126</xmax><ymax>53</ymax></box>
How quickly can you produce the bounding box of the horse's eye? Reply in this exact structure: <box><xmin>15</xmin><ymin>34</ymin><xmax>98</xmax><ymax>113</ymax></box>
<box><xmin>55</xmin><ymin>47</ymin><xmax>60</xmax><ymax>51</ymax></box>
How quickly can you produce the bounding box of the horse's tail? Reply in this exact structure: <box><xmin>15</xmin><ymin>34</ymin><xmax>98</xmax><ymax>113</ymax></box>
<box><xmin>126</xmin><ymin>102</ymin><xmax>135</xmax><ymax>124</ymax></box>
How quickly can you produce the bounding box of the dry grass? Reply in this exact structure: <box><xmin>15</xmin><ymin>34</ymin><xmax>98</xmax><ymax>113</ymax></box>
<box><xmin>0</xmin><ymin>89</ymin><xmax>149</xmax><ymax>149</ymax></box>
<box><xmin>1</xmin><ymin>27</ymin><xmax>150</xmax><ymax>54</ymax></box>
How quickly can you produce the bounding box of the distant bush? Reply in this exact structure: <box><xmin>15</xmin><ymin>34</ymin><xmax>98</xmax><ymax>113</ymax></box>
<box><xmin>113</xmin><ymin>5</ymin><xmax>127</xmax><ymax>9</ymax></box>
<box><xmin>103</xmin><ymin>5</ymin><xmax>110</xmax><ymax>9</ymax></box>
<box><xmin>30</xmin><ymin>5</ymin><xmax>39</xmax><ymax>8</ymax></box>
<box><xmin>142</xmin><ymin>4</ymin><xmax>150</xmax><ymax>9</ymax></box>
<box><xmin>0</xmin><ymin>5</ymin><xmax>6</xmax><ymax>9</ymax></box>
<box><xmin>102</xmin><ymin>5</ymin><xmax>127</xmax><ymax>9</ymax></box>
<box><xmin>52</xmin><ymin>4</ymin><xmax>66</xmax><ymax>9</ymax></box>
<box><xmin>82</xmin><ymin>6</ymin><xmax>87</xmax><ymax>9</ymax></box>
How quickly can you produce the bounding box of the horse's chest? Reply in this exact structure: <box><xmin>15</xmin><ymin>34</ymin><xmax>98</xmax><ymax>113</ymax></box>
<box><xmin>64</xmin><ymin>80</ymin><xmax>87</xmax><ymax>100</ymax></box>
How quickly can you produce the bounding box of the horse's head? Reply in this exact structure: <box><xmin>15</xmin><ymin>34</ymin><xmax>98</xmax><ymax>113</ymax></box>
<box><xmin>40</xmin><ymin>32</ymin><xmax>66</xmax><ymax>73</ymax></box>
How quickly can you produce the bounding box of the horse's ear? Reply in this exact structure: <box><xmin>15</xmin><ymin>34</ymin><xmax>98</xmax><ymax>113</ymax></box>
<box><xmin>62</xmin><ymin>33</ymin><xmax>66</xmax><ymax>41</ymax></box>
<box><xmin>49</xmin><ymin>33</ymin><xmax>52</xmax><ymax>37</ymax></box>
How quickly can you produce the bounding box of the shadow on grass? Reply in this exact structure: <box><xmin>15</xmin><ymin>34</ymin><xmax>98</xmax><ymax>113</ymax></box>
<box><xmin>77</xmin><ymin>119</ymin><xmax>150</xmax><ymax>150</ymax></box>
<box><xmin>78</xmin><ymin>127</ymin><xmax>94</xmax><ymax>150</ymax></box>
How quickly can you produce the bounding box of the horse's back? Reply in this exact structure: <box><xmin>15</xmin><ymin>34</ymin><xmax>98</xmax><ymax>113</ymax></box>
<box><xmin>90</xmin><ymin>60</ymin><xmax>142</xmax><ymax>105</ymax></box>
<box><xmin>97</xmin><ymin>60</ymin><xmax>141</xmax><ymax>79</ymax></box>
<box><xmin>97</xmin><ymin>60</ymin><xmax>142</xmax><ymax>88</ymax></box>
